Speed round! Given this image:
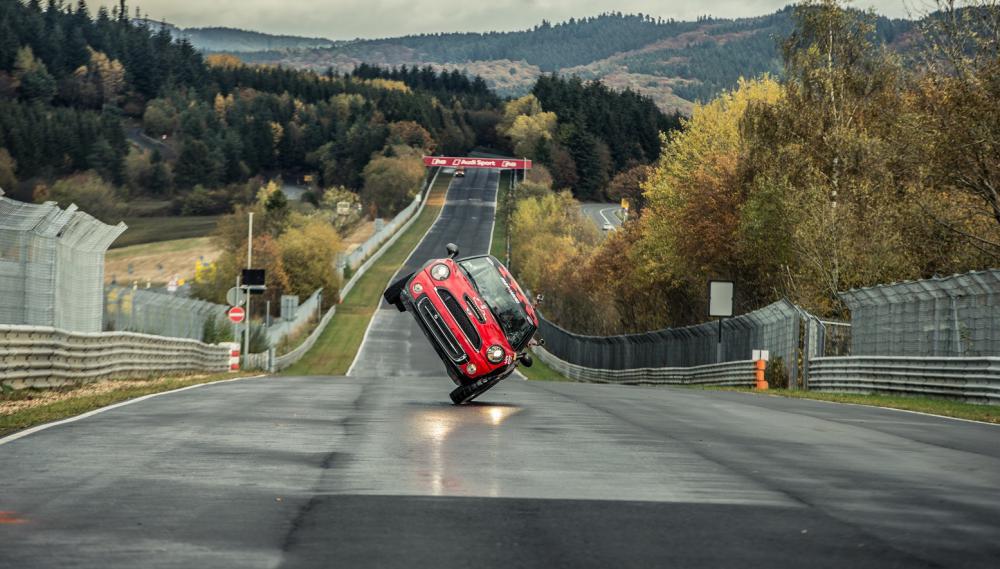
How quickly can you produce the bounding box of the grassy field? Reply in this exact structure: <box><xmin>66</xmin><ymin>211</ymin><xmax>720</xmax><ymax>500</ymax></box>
<box><xmin>517</xmin><ymin>349</ymin><xmax>572</xmax><ymax>381</ymax></box>
<box><xmin>105</xmin><ymin>236</ymin><xmax>220</xmax><ymax>285</ymax></box>
<box><xmin>0</xmin><ymin>372</ymin><xmax>248</xmax><ymax>438</ymax></box>
<box><xmin>112</xmin><ymin>215</ymin><xmax>222</xmax><ymax>248</ymax></box>
<box><xmin>491</xmin><ymin>170</ymin><xmax>513</xmax><ymax>260</ymax></box>
<box><xmin>283</xmin><ymin>174</ymin><xmax>450</xmax><ymax>376</ymax></box>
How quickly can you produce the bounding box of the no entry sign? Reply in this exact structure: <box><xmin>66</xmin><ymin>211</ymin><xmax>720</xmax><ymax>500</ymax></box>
<box><xmin>423</xmin><ymin>156</ymin><xmax>532</xmax><ymax>170</ymax></box>
<box><xmin>228</xmin><ymin>306</ymin><xmax>246</xmax><ymax>324</ymax></box>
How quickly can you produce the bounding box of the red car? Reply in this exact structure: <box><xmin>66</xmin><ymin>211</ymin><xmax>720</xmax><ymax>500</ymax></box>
<box><xmin>383</xmin><ymin>244</ymin><xmax>540</xmax><ymax>404</ymax></box>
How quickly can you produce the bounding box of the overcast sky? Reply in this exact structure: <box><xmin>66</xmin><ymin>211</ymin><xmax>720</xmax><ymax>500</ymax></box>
<box><xmin>97</xmin><ymin>1</ymin><xmax>916</xmax><ymax>39</ymax></box>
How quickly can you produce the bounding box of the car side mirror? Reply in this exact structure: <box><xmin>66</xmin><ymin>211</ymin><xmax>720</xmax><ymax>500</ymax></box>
<box><xmin>446</xmin><ymin>243</ymin><xmax>459</xmax><ymax>258</ymax></box>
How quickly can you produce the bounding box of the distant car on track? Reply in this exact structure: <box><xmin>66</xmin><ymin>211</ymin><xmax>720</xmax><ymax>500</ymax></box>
<box><xmin>602</xmin><ymin>222</ymin><xmax>614</xmax><ymax>231</ymax></box>
<box><xmin>383</xmin><ymin>244</ymin><xmax>541</xmax><ymax>404</ymax></box>
<box><xmin>454</xmin><ymin>168</ymin><xmax>466</xmax><ymax>177</ymax></box>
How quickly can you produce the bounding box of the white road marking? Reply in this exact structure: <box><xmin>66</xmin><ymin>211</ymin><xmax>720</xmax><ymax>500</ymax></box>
<box><xmin>0</xmin><ymin>374</ymin><xmax>267</xmax><ymax>446</ymax></box>
<box><xmin>346</xmin><ymin>172</ymin><xmax>454</xmax><ymax>376</ymax></box>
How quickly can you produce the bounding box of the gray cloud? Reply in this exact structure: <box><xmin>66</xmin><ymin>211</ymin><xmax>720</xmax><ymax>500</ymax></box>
<box><xmin>98</xmin><ymin>1</ymin><xmax>914</xmax><ymax>39</ymax></box>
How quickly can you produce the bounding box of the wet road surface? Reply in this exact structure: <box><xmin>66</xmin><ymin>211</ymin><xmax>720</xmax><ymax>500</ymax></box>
<box><xmin>2</xmin><ymin>169</ymin><xmax>999</xmax><ymax>568</ymax></box>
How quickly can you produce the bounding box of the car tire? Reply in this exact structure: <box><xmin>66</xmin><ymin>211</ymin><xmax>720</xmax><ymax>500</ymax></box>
<box><xmin>449</xmin><ymin>377</ymin><xmax>500</xmax><ymax>405</ymax></box>
<box><xmin>520</xmin><ymin>353</ymin><xmax>533</xmax><ymax>368</ymax></box>
<box><xmin>382</xmin><ymin>271</ymin><xmax>414</xmax><ymax>312</ymax></box>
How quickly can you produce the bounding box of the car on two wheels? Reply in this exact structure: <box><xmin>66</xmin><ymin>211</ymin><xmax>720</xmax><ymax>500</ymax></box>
<box><xmin>383</xmin><ymin>244</ymin><xmax>540</xmax><ymax>404</ymax></box>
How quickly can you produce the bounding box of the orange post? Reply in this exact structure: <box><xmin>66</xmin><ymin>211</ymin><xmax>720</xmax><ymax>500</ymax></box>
<box><xmin>755</xmin><ymin>359</ymin><xmax>768</xmax><ymax>390</ymax></box>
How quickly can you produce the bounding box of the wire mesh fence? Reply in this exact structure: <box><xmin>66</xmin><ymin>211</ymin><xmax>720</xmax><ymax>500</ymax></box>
<box><xmin>0</xmin><ymin>190</ymin><xmax>126</xmax><ymax>333</ymax></box>
<box><xmin>840</xmin><ymin>269</ymin><xmax>1000</xmax><ymax>357</ymax></box>
<box><xmin>266</xmin><ymin>288</ymin><xmax>322</xmax><ymax>346</ymax></box>
<box><xmin>538</xmin><ymin>299</ymin><xmax>803</xmax><ymax>385</ymax></box>
<box><xmin>104</xmin><ymin>285</ymin><xmax>228</xmax><ymax>341</ymax></box>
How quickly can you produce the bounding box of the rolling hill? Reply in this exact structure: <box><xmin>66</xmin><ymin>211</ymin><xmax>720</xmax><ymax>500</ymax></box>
<box><xmin>236</xmin><ymin>7</ymin><xmax>917</xmax><ymax>114</ymax></box>
<box><xmin>232</xmin><ymin>7</ymin><xmax>915</xmax><ymax>112</ymax></box>
<box><xmin>132</xmin><ymin>19</ymin><xmax>338</xmax><ymax>52</ymax></box>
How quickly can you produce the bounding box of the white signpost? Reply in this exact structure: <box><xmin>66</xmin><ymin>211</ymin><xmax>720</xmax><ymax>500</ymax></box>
<box><xmin>709</xmin><ymin>280</ymin><xmax>735</xmax><ymax>363</ymax></box>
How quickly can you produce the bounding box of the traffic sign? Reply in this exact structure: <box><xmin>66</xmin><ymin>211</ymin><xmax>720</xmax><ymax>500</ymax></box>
<box><xmin>228</xmin><ymin>306</ymin><xmax>246</xmax><ymax>323</ymax></box>
<box><xmin>422</xmin><ymin>156</ymin><xmax>532</xmax><ymax>170</ymax></box>
<box><xmin>226</xmin><ymin>287</ymin><xmax>246</xmax><ymax>307</ymax></box>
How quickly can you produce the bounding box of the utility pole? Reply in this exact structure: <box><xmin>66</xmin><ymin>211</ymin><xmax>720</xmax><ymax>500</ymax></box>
<box><xmin>243</xmin><ymin>212</ymin><xmax>254</xmax><ymax>360</ymax></box>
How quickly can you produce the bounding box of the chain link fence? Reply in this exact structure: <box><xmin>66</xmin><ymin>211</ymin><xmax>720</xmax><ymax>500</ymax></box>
<box><xmin>267</xmin><ymin>289</ymin><xmax>322</xmax><ymax>347</ymax></box>
<box><xmin>0</xmin><ymin>190</ymin><xmax>126</xmax><ymax>333</ymax></box>
<box><xmin>538</xmin><ymin>299</ymin><xmax>803</xmax><ymax>386</ymax></box>
<box><xmin>840</xmin><ymin>269</ymin><xmax>1000</xmax><ymax>357</ymax></box>
<box><xmin>104</xmin><ymin>285</ymin><xmax>228</xmax><ymax>341</ymax></box>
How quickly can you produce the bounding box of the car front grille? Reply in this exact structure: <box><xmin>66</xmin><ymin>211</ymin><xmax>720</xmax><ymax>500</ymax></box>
<box><xmin>465</xmin><ymin>294</ymin><xmax>486</xmax><ymax>324</ymax></box>
<box><xmin>417</xmin><ymin>296</ymin><xmax>467</xmax><ymax>363</ymax></box>
<box><xmin>438</xmin><ymin>289</ymin><xmax>482</xmax><ymax>350</ymax></box>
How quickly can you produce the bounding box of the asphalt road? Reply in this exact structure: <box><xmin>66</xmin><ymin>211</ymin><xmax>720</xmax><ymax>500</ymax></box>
<box><xmin>580</xmin><ymin>202</ymin><xmax>624</xmax><ymax>232</ymax></box>
<box><xmin>2</xmin><ymin>168</ymin><xmax>999</xmax><ymax>568</ymax></box>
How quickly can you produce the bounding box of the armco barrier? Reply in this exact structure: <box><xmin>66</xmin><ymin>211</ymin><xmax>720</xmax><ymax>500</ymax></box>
<box><xmin>538</xmin><ymin>299</ymin><xmax>802</xmax><ymax>386</ymax></box>
<box><xmin>808</xmin><ymin>356</ymin><xmax>1000</xmax><ymax>403</ymax></box>
<box><xmin>0</xmin><ymin>325</ymin><xmax>233</xmax><ymax>389</ymax></box>
<box><xmin>534</xmin><ymin>346</ymin><xmax>756</xmax><ymax>387</ymax></box>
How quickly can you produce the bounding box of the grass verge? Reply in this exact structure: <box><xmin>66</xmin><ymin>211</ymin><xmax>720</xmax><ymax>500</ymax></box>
<box><xmin>283</xmin><ymin>174</ymin><xmax>450</xmax><ymax>376</ymax></box>
<box><xmin>0</xmin><ymin>372</ymin><xmax>249</xmax><ymax>438</ymax></box>
<box><xmin>113</xmin><ymin>215</ymin><xmax>221</xmax><ymax>248</ymax></box>
<box><xmin>695</xmin><ymin>386</ymin><xmax>1000</xmax><ymax>424</ymax></box>
<box><xmin>517</xmin><ymin>348</ymin><xmax>572</xmax><ymax>382</ymax></box>
<box><xmin>491</xmin><ymin>170</ymin><xmax>512</xmax><ymax>260</ymax></box>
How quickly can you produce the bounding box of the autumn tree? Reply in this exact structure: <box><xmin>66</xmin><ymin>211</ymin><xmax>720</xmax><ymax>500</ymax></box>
<box><xmin>914</xmin><ymin>0</ymin><xmax>1000</xmax><ymax>257</ymax></box>
<box><xmin>278</xmin><ymin>217</ymin><xmax>342</xmax><ymax>305</ymax></box>
<box><xmin>0</xmin><ymin>149</ymin><xmax>17</xmax><ymax>192</ymax></box>
<box><xmin>14</xmin><ymin>46</ymin><xmax>55</xmax><ymax>103</ymax></box>
<box><xmin>361</xmin><ymin>148</ymin><xmax>425</xmax><ymax>217</ymax></box>
<box><xmin>640</xmin><ymin>77</ymin><xmax>783</xmax><ymax>321</ymax></box>
<box><xmin>44</xmin><ymin>171</ymin><xmax>124</xmax><ymax>223</ymax></box>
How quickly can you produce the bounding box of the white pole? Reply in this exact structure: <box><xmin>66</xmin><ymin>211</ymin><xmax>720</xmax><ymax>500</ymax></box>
<box><xmin>247</xmin><ymin>212</ymin><xmax>254</xmax><ymax>268</ymax></box>
<box><xmin>244</xmin><ymin>212</ymin><xmax>254</xmax><ymax>361</ymax></box>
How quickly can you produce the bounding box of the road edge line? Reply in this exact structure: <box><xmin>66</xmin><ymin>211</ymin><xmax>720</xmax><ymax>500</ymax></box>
<box><xmin>345</xmin><ymin>172</ymin><xmax>451</xmax><ymax>376</ymax></box>
<box><xmin>0</xmin><ymin>374</ymin><xmax>268</xmax><ymax>446</ymax></box>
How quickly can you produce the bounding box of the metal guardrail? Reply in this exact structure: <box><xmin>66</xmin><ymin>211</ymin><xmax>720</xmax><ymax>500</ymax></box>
<box><xmin>538</xmin><ymin>299</ymin><xmax>802</xmax><ymax>386</ymax></box>
<box><xmin>0</xmin><ymin>325</ymin><xmax>232</xmax><ymax>389</ymax></box>
<box><xmin>274</xmin><ymin>303</ymin><xmax>337</xmax><ymax>372</ymax></box>
<box><xmin>266</xmin><ymin>288</ymin><xmax>322</xmax><ymax>346</ymax></box>
<box><xmin>808</xmin><ymin>356</ymin><xmax>1000</xmax><ymax>403</ymax></box>
<box><xmin>534</xmin><ymin>346</ymin><xmax>756</xmax><ymax>387</ymax></box>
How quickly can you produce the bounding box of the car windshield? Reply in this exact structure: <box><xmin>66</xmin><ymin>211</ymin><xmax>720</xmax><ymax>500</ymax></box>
<box><xmin>458</xmin><ymin>257</ymin><xmax>535</xmax><ymax>351</ymax></box>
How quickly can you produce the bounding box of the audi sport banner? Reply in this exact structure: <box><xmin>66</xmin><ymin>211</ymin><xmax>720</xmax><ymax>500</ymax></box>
<box><xmin>422</xmin><ymin>156</ymin><xmax>532</xmax><ymax>170</ymax></box>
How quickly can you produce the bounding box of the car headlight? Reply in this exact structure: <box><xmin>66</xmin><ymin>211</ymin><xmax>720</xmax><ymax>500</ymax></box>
<box><xmin>412</xmin><ymin>282</ymin><xmax>423</xmax><ymax>294</ymax></box>
<box><xmin>486</xmin><ymin>345</ymin><xmax>505</xmax><ymax>364</ymax></box>
<box><xmin>430</xmin><ymin>263</ymin><xmax>450</xmax><ymax>280</ymax></box>
<box><xmin>466</xmin><ymin>363</ymin><xmax>477</xmax><ymax>374</ymax></box>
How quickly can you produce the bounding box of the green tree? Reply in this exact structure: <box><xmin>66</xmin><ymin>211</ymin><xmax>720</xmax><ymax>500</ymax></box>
<box><xmin>14</xmin><ymin>46</ymin><xmax>56</xmax><ymax>103</ymax></box>
<box><xmin>174</xmin><ymin>139</ymin><xmax>222</xmax><ymax>189</ymax></box>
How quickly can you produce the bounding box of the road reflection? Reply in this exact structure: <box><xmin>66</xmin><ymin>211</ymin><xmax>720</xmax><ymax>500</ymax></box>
<box><xmin>412</xmin><ymin>404</ymin><xmax>522</xmax><ymax>496</ymax></box>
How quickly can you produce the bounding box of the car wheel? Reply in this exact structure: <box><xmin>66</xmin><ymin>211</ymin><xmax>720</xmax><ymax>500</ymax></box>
<box><xmin>382</xmin><ymin>271</ymin><xmax>414</xmax><ymax>312</ymax></box>
<box><xmin>449</xmin><ymin>377</ymin><xmax>500</xmax><ymax>405</ymax></box>
<box><xmin>520</xmin><ymin>353</ymin><xmax>533</xmax><ymax>368</ymax></box>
